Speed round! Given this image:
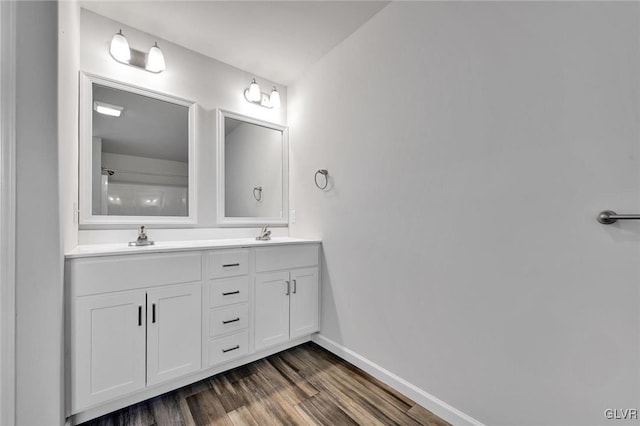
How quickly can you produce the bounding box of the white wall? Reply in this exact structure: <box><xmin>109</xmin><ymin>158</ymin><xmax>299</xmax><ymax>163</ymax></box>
<box><xmin>75</xmin><ymin>9</ymin><xmax>288</xmax><ymax>243</ymax></box>
<box><xmin>59</xmin><ymin>0</ymin><xmax>80</xmax><ymax>253</ymax></box>
<box><xmin>16</xmin><ymin>2</ymin><xmax>63</xmax><ymax>424</ymax></box>
<box><xmin>289</xmin><ymin>2</ymin><xmax>640</xmax><ymax>425</ymax></box>
<box><xmin>225</xmin><ymin>122</ymin><xmax>283</xmax><ymax>218</ymax></box>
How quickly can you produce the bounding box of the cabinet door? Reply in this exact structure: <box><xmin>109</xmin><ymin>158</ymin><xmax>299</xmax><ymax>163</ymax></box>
<box><xmin>147</xmin><ymin>282</ymin><xmax>201</xmax><ymax>386</ymax></box>
<box><xmin>73</xmin><ymin>291</ymin><xmax>146</xmax><ymax>411</ymax></box>
<box><xmin>255</xmin><ymin>271</ymin><xmax>291</xmax><ymax>351</ymax></box>
<box><xmin>290</xmin><ymin>267</ymin><xmax>319</xmax><ymax>340</ymax></box>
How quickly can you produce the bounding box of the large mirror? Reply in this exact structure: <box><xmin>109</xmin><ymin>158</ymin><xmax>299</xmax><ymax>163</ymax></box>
<box><xmin>79</xmin><ymin>73</ymin><xmax>197</xmax><ymax>226</ymax></box>
<box><xmin>217</xmin><ymin>110</ymin><xmax>288</xmax><ymax>225</ymax></box>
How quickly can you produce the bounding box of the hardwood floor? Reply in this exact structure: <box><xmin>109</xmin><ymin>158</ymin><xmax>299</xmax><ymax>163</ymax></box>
<box><xmin>81</xmin><ymin>342</ymin><xmax>450</xmax><ymax>426</ymax></box>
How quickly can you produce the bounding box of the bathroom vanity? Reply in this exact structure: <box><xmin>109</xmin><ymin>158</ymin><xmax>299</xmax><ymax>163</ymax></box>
<box><xmin>64</xmin><ymin>238</ymin><xmax>320</xmax><ymax>424</ymax></box>
<box><xmin>68</xmin><ymin>34</ymin><xmax>303</xmax><ymax>425</ymax></box>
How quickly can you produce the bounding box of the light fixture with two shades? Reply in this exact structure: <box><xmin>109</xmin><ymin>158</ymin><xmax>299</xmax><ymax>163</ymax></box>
<box><xmin>110</xmin><ymin>29</ymin><xmax>166</xmax><ymax>73</ymax></box>
<box><xmin>244</xmin><ymin>79</ymin><xmax>281</xmax><ymax>109</ymax></box>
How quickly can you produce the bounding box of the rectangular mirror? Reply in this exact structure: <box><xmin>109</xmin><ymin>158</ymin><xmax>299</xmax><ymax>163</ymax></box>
<box><xmin>79</xmin><ymin>73</ymin><xmax>197</xmax><ymax>226</ymax></box>
<box><xmin>217</xmin><ymin>110</ymin><xmax>288</xmax><ymax>225</ymax></box>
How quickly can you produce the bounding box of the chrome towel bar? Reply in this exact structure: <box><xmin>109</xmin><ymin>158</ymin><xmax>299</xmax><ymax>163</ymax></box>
<box><xmin>597</xmin><ymin>210</ymin><xmax>640</xmax><ymax>224</ymax></box>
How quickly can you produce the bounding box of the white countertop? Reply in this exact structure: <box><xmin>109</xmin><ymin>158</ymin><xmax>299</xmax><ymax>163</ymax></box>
<box><xmin>65</xmin><ymin>237</ymin><xmax>321</xmax><ymax>259</ymax></box>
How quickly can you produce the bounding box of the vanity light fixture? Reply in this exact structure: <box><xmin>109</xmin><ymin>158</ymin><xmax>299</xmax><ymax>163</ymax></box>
<box><xmin>109</xmin><ymin>29</ymin><xmax>131</xmax><ymax>62</ymax></box>
<box><xmin>246</xmin><ymin>79</ymin><xmax>261</xmax><ymax>102</ymax></box>
<box><xmin>146</xmin><ymin>42</ymin><xmax>166</xmax><ymax>73</ymax></box>
<box><xmin>244</xmin><ymin>78</ymin><xmax>281</xmax><ymax>109</ymax></box>
<box><xmin>269</xmin><ymin>87</ymin><xmax>281</xmax><ymax>108</ymax></box>
<box><xmin>93</xmin><ymin>101</ymin><xmax>123</xmax><ymax>117</ymax></box>
<box><xmin>109</xmin><ymin>29</ymin><xmax>166</xmax><ymax>74</ymax></box>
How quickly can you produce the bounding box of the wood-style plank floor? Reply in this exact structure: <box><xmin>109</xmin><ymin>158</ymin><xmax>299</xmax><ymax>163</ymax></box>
<box><xmin>81</xmin><ymin>342</ymin><xmax>450</xmax><ymax>426</ymax></box>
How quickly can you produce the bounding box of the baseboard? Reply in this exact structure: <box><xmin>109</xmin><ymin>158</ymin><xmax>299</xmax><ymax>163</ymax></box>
<box><xmin>312</xmin><ymin>334</ymin><xmax>485</xmax><ymax>426</ymax></box>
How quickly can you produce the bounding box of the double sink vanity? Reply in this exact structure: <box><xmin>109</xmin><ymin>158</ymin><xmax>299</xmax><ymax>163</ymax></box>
<box><xmin>68</xmin><ymin>64</ymin><xmax>316</xmax><ymax>424</ymax></box>
<box><xmin>67</xmin><ymin>33</ymin><xmax>315</xmax><ymax>423</ymax></box>
<box><xmin>65</xmin><ymin>237</ymin><xmax>321</xmax><ymax>424</ymax></box>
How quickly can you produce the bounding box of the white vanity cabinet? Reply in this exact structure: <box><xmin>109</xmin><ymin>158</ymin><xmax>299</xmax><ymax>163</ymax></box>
<box><xmin>65</xmin><ymin>239</ymin><xmax>320</xmax><ymax>424</ymax></box>
<box><xmin>74</xmin><ymin>290</ymin><xmax>147</xmax><ymax>410</ymax></box>
<box><xmin>289</xmin><ymin>267</ymin><xmax>320</xmax><ymax>339</ymax></box>
<box><xmin>255</xmin><ymin>271</ymin><xmax>291</xmax><ymax>349</ymax></box>
<box><xmin>74</xmin><ymin>282</ymin><xmax>201</xmax><ymax>409</ymax></box>
<box><xmin>146</xmin><ymin>282</ymin><xmax>202</xmax><ymax>386</ymax></box>
<box><xmin>254</xmin><ymin>245</ymin><xmax>320</xmax><ymax>351</ymax></box>
<box><xmin>68</xmin><ymin>253</ymin><xmax>203</xmax><ymax>412</ymax></box>
<box><xmin>205</xmin><ymin>249</ymin><xmax>251</xmax><ymax>367</ymax></box>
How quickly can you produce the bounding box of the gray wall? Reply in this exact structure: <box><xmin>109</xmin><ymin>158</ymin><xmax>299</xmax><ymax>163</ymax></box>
<box><xmin>15</xmin><ymin>1</ymin><xmax>63</xmax><ymax>425</ymax></box>
<box><xmin>290</xmin><ymin>2</ymin><xmax>640</xmax><ymax>425</ymax></box>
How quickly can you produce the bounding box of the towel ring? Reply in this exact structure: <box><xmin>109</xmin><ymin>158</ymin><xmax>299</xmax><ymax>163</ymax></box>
<box><xmin>314</xmin><ymin>169</ymin><xmax>329</xmax><ymax>190</ymax></box>
<box><xmin>253</xmin><ymin>186</ymin><xmax>263</xmax><ymax>202</ymax></box>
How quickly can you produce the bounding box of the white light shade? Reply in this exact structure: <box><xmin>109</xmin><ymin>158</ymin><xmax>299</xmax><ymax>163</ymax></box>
<box><xmin>248</xmin><ymin>79</ymin><xmax>261</xmax><ymax>102</ymax></box>
<box><xmin>93</xmin><ymin>101</ymin><xmax>123</xmax><ymax>117</ymax></box>
<box><xmin>146</xmin><ymin>42</ymin><xmax>166</xmax><ymax>73</ymax></box>
<box><xmin>269</xmin><ymin>87</ymin><xmax>281</xmax><ymax>108</ymax></box>
<box><xmin>109</xmin><ymin>30</ymin><xmax>130</xmax><ymax>63</ymax></box>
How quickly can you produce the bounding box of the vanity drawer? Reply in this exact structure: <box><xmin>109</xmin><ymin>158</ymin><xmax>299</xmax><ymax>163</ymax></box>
<box><xmin>208</xmin><ymin>331</ymin><xmax>249</xmax><ymax>366</ymax></box>
<box><xmin>69</xmin><ymin>253</ymin><xmax>202</xmax><ymax>296</ymax></box>
<box><xmin>255</xmin><ymin>244</ymin><xmax>319</xmax><ymax>273</ymax></box>
<box><xmin>209</xmin><ymin>303</ymin><xmax>249</xmax><ymax>337</ymax></box>
<box><xmin>209</xmin><ymin>249</ymin><xmax>249</xmax><ymax>279</ymax></box>
<box><xmin>209</xmin><ymin>276</ymin><xmax>249</xmax><ymax>308</ymax></box>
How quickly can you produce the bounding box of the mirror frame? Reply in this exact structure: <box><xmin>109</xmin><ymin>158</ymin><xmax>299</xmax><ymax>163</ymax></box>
<box><xmin>216</xmin><ymin>109</ymin><xmax>289</xmax><ymax>226</ymax></box>
<box><xmin>79</xmin><ymin>72</ymin><xmax>198</xmax><ymax>226</ymax></box>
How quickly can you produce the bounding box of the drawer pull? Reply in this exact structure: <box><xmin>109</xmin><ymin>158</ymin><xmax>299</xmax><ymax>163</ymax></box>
<box><xmin>222</xmin><ymin>317</ymin><xmax>240</xmax><ymax>324</ymax></box>
<box><xmin>222</xmin><ymin>345</ymin><xmax>240</xmax><ymax>353</ymax></box>
<box><xmin>138</xmin><ymin>305</ymin><xmax>142</xmax><ymax>326</ymax></box>
<box><xmin>152</xmin><ymin>303</ymin><xmax>156</xmax><ymax>323</ymax></box>
<box><xmin>222</xmin><ymin>263</ymin><xmax>240</xmax><ymax>268</ymax></box>
<box><xmin>285</xmin><ymin>280</ymin><xmax>290</xmax><ymax>295</ymax></box>
<box><xmin>222</xmin><ymin>290</ymin><xmax>240</xmax><ymax>296</ymax></box>
<box><xmin>293</xmin><ymin>279</ymin><xmax>297</xmax><ymax>294</ymax></box>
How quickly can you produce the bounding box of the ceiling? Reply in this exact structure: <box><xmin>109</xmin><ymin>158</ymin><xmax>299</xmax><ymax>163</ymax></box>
<box><xmin>80</xmin><ymin>1</ymin><xmax>390</xmax><ymax>85</ymax></box>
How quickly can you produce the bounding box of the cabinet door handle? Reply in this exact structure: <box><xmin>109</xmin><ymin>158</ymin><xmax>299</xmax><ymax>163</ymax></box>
<box><xmin>152</xmin><ymin>303</ymin><xmax>156</xmax><ymax>323</ymax></box>
<box><xmin>138</xmin><ymin>305</ymin><xmax>142</xmax><ymax>326</ymax></box>
<box><xmin>293</xmin><ymin>279</ymin><xmax>297</xmax><ymax>294</ymax></box>
<box><xmin>222</xmin><ymin>290</ymin><xmax>240</xmax><ymax>296</ymax></box>
<box><xmin>222</xmin><ymin>263</ymin><xmax>240</xmax><ymax>268</ymax></box>
<box><xmin>285</xmin><ymin>280</ymin><xmax>290</xmax><ymax>295</ymax></box>
<box><xmin>222</xmin><ymin>345</ymin><xmax>240</xmax><ymax>353</ymax></box>
<box><xmin>222</xmin><ymin>317</ymin><xmax>240</xmax><ymax>324</ymax></box>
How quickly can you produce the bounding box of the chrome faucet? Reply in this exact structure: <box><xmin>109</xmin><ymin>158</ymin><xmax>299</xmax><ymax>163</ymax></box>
<box><xmin>129</xmin><ymin>225</ymin><xmax>155</xmax><ymax>246</ymax></box>
<box><xmin>256</xmin><ymin>226</ymin><xmax>271</xmax><ymax>241</ymax></box>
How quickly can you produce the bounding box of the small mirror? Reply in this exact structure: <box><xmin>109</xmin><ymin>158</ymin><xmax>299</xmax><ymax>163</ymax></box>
<box><xmin>80</xmin><ymin>73</ymin><xmax>197</xmax><ymax>226</ymax></box>
<box><xmin>217</xmin><ymin>110</ymin><xmax>288</xmax><ymax>225</ymax></box>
